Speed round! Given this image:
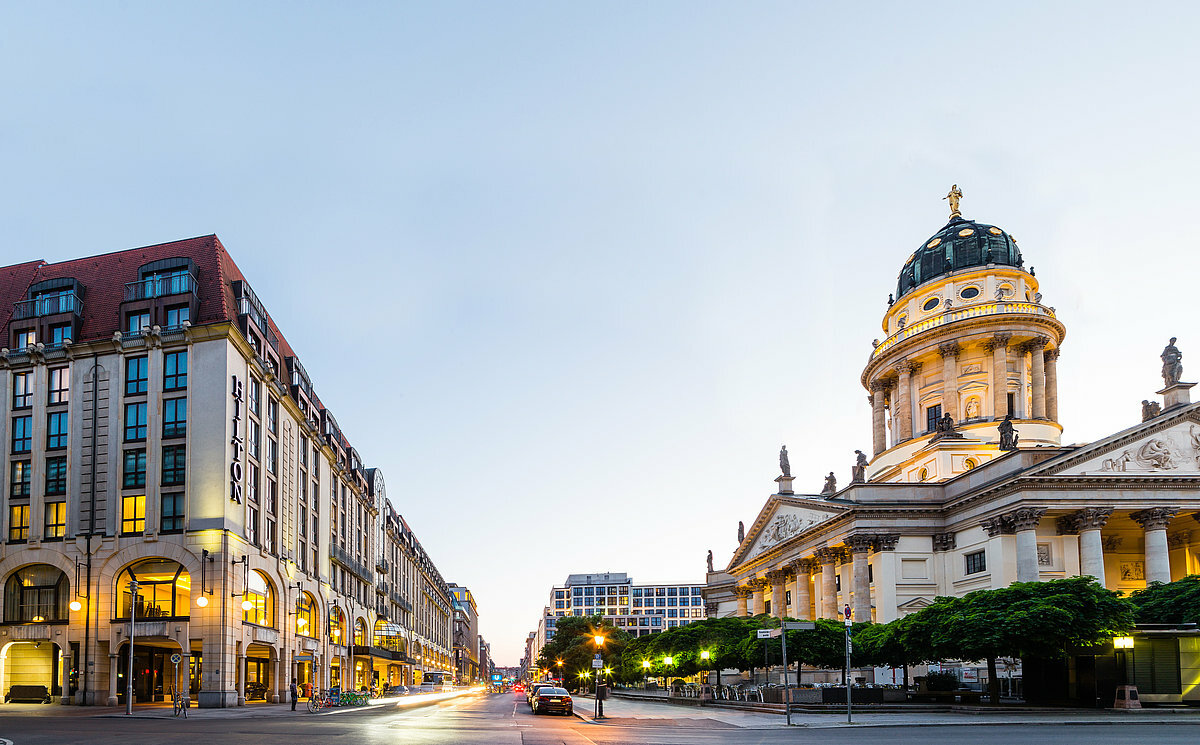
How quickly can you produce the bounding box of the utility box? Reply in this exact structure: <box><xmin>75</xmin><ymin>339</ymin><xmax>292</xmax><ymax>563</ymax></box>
<box><xmin>596</xmin><ymin>685</ymin><xmax>609</xmax><ymax>701</ymax></box>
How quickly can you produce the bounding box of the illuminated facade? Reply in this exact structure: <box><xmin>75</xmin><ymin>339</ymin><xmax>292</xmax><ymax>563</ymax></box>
<box><xmin>0</xmin><ymin>236</ymin><xmax>453</xmax><ymax>706</ymax></box>
<box><xmin>705</xmin><ymin>194</ymin><xmax>1200</xmax><ymax>703</ymax></box>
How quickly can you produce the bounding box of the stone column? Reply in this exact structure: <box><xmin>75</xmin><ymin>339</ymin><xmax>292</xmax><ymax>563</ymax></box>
<box><xmin>751</xmin><ymin>581</ymin><xmax>766</xmax><ymax>616</ymax></box>
<box><xmin>1044</xmin><ymin>349</ymin><xmax>1060</xmax><ymax>422</ymax></box>
<box><xmin>846</xmin><ymin>535</ymin><xmax>874</xmax><ymax>623</ymax></box>
<box><xmin>1028</xmin><ymin>337</ymin><xmax>1048</xmax><ymax>419</ymax></box>
<box><xmin>939</xmin><ymin>343</ymin><xmax>960</xmax><ymax>422</ymax></box>
<box><xmin>870</xmin><ymin>381</ymin><xmax>888</xmax><ymax>455</ymax></box>
<box><xmin>896</xmin><ymin>360</ymin><xmax>914</xmax><ymax>442</ymax></box>
<box><xmin>767</xmin><ymin>570</ymin><xmax>787</xmax><ymax>620</ymax></box>
<box><xmin>237</xmin><ymin>652</ymin><xmax>247</xmax><ymax>706</ymax></box>
<box><xmin>986</xmin><ymin>333</ymin><xmax>1012</xmax><ymax>418</ymax></box>
<box><xmin>789</xmin><ymin>559</ymin><xmax>812</xmax><ymax>620</ymax></box>
<box><xmin>1132</xmin><ymin>508</ymin><xmax>1179</xmax><ymax>584</ymax></box>
<box><xmin>1007</xmin><ymin>507</ymin><xmax>1047</xmax><ymax>582</ymax></box>
<box><xmin>1074</xmin><ymin>507</ymin><xmax>1113</xmax><ymax>585</ymax></box>
<box><xmin>815</xmin><ymin>548</ymin><xmax>840</xmax><ymax>619</ymax></box>
<box><xmin>734</xmin><ymin>586</ymin><xmax>750</xmax><ymax>617</ymax></box>
<box><xmin>107</xmin><ymin>653</ymin><xmax>119</xmax><ymax>707</ymax></box>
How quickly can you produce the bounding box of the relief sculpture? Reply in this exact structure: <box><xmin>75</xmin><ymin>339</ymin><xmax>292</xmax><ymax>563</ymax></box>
<box><xmin>1136</xmin><ymin>439</ymin><xmax>1177</xmax><ymax>470</ymax></box>
<box><xmin>752</xmin><ymin>513</ymin><xmax>818</xmax><ymax>557</ymax></box>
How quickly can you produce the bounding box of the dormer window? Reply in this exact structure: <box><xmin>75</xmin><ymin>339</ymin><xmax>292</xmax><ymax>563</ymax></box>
<box><xmin>165</xmin><ymin>304</ymin><xmax>190</xmax><ymax>329</ymax></box>
<box><xmin>49</xmin><ymin>324</ymin><xmax>72</xmax><ymax>347</ymax></box>
<box><xmin>14</xmin><ymin>330</ymin><xmax>35</xmax><ymax>349</ymax></box>
<box><xmin>127</xmin><ymin>312</ymin><xmax>150</xmax><ymax>335</ymax></box>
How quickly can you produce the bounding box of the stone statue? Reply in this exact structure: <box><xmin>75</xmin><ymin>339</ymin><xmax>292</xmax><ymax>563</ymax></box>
<box><xmin>779</xmin><ymin>445</ymin><xmax>791</xmax><ymax>478</ymax></box>
<box><xmin>1142</xmin><ymin>399</ymin><xmax>1162</xmax><ymax>422</ymax></box>
<box><xmin>887</xmin><ymin>293</ymin><xmax>894</xmax><ymax>306</ymax></box>
<box><xmin>821</xmin><ymin>471</ymin><xmax>837</xmax><ymax>495</ymax></box>
<box><xmin>936</xmin><ymin>412</ymin><xmax>955</xmax><ymax>432</ymax></box>
<box><xmin>965</xmin><ymin>398</ymin><xmax>980</xmax><ymax>419</ymax></box>
<box><xmin>944</xmin><ymin>184</ymin><xmax>963</xmax><ymax>218</ymax></box>
<box><xmin>706</xmin><ymin>550</ymin><xmax>714</xmax><ymax>573</ymax></box>
<box><xmin>1161</xmin><ymin>337</ymin><xmax>1183</xmax><ymax>385</ymax></box>
<box><xmin>851</xmin><ymin>450</ymin><xmax>867</xmax><ymax>483</ymax></box>
<box><xmin>738</xmin><ymin>521</ymin><xmax>745</xmax><ymax>543</ymax></box>
<box><xmin>896</xmin><ymin>317</ymin><xmax>906</xmax><ymax>329</ymax></box>
<box><xmin>998</xmin><ymin>414</ymin><xmax>1019</xmax><ymax>451</ymax></box>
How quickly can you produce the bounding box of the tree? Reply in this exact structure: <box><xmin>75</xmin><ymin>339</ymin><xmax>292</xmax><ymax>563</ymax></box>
<box><xmin>1129</xmin><ymin>575</ymin><xmax>1200</xmax><ymax>624</ymax></box>
<box><xmin>535</xmin><ymin>615</ymin><xmax>630</xmax><ymax>692</ymax></box>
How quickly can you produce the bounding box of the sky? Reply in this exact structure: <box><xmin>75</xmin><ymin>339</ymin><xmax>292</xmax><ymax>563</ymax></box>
<box><xmin>4</xmin><ymin>2</ymin><xmax>1200</xmax><ymax>666</ymax></box>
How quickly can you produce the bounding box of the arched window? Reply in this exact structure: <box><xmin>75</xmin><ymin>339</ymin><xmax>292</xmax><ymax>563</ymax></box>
<box><xmin>117</xmin><ymin>559</ymin><xmax>190</xmax><ymax>619</ymax></box>
<box><xmin>4</xmin><ymin>565</ymin><xmax>69</xmax><ymax>623</ymax></box>
<box><xmin>295</xmin><ymin>592</ymin><xmax>316</xmax><ymax>638</ymax></box>
<box><xmin>329</xmin><ymin>607</ymin><xmax>346</xmax><ymax>644</ymax></box>
<box><xmin>242</xmin><ymin>570</ymin><xmax>274</xmax><ymax>627</ymax></box>
<box><xmin>354</xmin><ymin>618</ymin><xmax>368</xmax><ymax>646</ymax></box>
<box><xmin>374</xmin><ymin>619</ymin><xmax>406</xmax><ymax>654</ymax></box>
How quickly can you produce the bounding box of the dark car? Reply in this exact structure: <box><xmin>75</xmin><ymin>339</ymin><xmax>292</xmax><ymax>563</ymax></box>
<box><xmin>526</xmin><ymin>682</ymin><xmax>557</xmax><ymax>706</ymax></box>
<box><xmin>531</xmin><ymin>687</ymin><xmax>572</xmax><ymax>716</ymax></box>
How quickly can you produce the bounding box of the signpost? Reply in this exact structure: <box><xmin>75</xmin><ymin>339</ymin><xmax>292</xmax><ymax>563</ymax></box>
<box><xmin>171</xmin><ymin>653</ymin><xmax>184</xmax><ymax>717</ymax></box>
<box><xmin>780</xmin><ymin>621</ymin><xmax>814</xmax><ymax>726</ymax></box>
<box><xmin>844</xmin><ymin>615</ymin><xmax>853</xmax><ymax>724</ymax></box>
<box><xmin>126</xmin><ymin>580</ymin><xmax>138</xmax><ymax>716</ymax></box>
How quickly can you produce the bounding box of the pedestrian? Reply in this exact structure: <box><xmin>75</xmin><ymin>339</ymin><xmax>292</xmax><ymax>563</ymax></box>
<box><xmin>290</xmin><ymin>678</ymin><xmax>298</xmax><ymax>711</ymax></box>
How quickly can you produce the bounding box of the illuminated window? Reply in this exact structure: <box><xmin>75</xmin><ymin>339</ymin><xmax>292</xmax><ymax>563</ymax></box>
<box><xmin>44</xmin><ymin>502</ymin><xmax>66</xmax><ymax>539</ymax></box>
<box><xmin>10</xmin><ymin>461</ymin><xmax>31</xmax><ymax>499</ymax></box>
<box><xmin>3</xmin><ymin>565</ymin><xmax>68</xmax><ymax>622</ymax></box>
<box><xmin>12</xmin><ymin>372</ymin><xmax>32</xmax><ymax>409</ymax></box>
<box><xmin>14</xmin><ymin>330</ymin><xmax>35</xmax><ymax>349</ymax></box>
<box><xmin>354</xmin><ymin>619</ymin><xmax>368</xmax><ymax>646</ymax></box>
<box><xmin>295</xmin><ymin>592</ymin><xmax>316</xmax><ymax>638</ymax></box>
<box><xmin>8</xmin><ymin>505</ymin><xmax>29</xmax><ymax>542</ymax></box>
<box><xmin>48</xmin><ymin>368</ymin><xmax>69</xmax><ymax>405</ymax></box>
<box><xmin>117</xmin><ymin>559</ymin><xmax>190</xmax><ymax>618</ymax></box>
<box><xmin>242</xmin><ymin>570</ymin><xmax>274</xmax><ymax>627</ymax></box>
<box><xmin>329</xmin><ymin>607</ymin><xmax>346</xmax><ymax>644</ymax></box>
<box><xmin>121</xmin><ymin>494</ymin><xmax>145</xmax><ymax>535</ymax></box>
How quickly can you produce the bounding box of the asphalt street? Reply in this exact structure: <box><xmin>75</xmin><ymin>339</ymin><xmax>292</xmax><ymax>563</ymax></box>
<box><xmin>0</xmin><ymin>693</ymin><xmax>1197</xmax><ymax>745</ymax></box>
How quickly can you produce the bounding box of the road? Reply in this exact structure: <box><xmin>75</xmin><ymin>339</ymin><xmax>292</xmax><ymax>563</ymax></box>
<box><xmin>0</xmin><ymin>692</ymin><xmax>1196</xmax><ymax>745</ymax></box>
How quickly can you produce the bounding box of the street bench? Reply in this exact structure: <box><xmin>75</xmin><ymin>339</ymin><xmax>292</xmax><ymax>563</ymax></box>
<box><xmin>5</xmin><ymin>685</ymin><xmax>51</xmax><ymax>703</ymax></box>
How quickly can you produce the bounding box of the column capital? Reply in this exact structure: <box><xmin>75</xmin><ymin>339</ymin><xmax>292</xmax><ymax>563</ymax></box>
<box><xmin>1131</xmin><ymin>507</ymin><xmax>1179</xmax><ymax>531</ymax></box>
<box><xmin>732</xmin><ymin>585</ymin><xmax>753</xmax><ymax>599</ymax></box>
<box><xmin>845</xmin><ymin>534</ymin><xmax>874</xmax><ymax>554</ymax></box>
<box><xmin>938</xmin><ymin>342</ymin><xmax>961</xmax><ymax>359</ymax></box>
<box><xmin>765</xmin><ymin>569</ymin><xmax>787</xmax><ymax>584</ymax></box>
<box><xmin>814</xmin><ymin>546</ymin><xmax>843</xmax><ymax>564</ymax></box>
<box><xmin>869</xmin><ymin>379</ymin><xmax>890</xmax><ymax>393</ymax></box>
<box><xmin>874</xmin><ymin>533</ymin><xmax>900</xmax><ymax>551</ymax></box>
<box><xmin>1045</xmin><ymin>348</ymin><xmax>1060</xmax><ymax>362</ymax></box>
<box><xmin>704</xmin><ymin>602</ymin><xmax>719</xmax><ymax>616</ymax></box>
<box><xmin>1006</xmin><ymin>507</ymin><xmax>1047</xmax><ymax>532</ymax></box>
<box><xmin>789</xmin><ymin>557</ymin><xmax>816</xmax><ymax>574</ymax></box>
<box><xmin>1076</xmin><ymin>507</ymin><xmax>1114</xmax><ymax>531</ymax></box>
<box><xmin>931</xmin><ymin>532</ymin><xmax>956</xmax><ymax>551</ymax></box>
<box><xmin>981</xmin><ymin>516</ymin><xmax>1013</xmax><ymax>537</ymax></box>
<box><xmin>895</xmin><ymin>358</ymin><xmax>915</xmax><ymax>375</ymax></box>
<box><xmin>1020</xmin><ymin>336</ymin><xmax>1049</xmax><ymax>354</ymax></box>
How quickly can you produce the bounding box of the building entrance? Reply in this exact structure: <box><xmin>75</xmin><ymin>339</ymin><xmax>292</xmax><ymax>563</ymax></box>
<box><xmin>117</xmin><ymin>645</ymin><xmax>185</xmax><ymax>703</ymax></box>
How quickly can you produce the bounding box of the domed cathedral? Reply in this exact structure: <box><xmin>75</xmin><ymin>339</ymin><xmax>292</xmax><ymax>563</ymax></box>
<box><xmin>862</xmin><ymin>187</ymin><xmax>1065</xmax><ymax>482</ymax></box>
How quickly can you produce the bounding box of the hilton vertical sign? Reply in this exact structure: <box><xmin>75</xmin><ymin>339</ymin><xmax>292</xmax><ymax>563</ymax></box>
<box><xmin>229</xmin><ymin>375</ymin><xmax>244</xmax><ymax>503</ymax></box>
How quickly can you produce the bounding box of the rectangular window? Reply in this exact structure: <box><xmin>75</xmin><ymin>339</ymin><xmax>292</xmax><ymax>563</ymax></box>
<box><xmin>162</xmin><ymin>444</ymin><xmax>186</xmax><ymax>486</ymax></box>
<box><xmin>165</xmin><ymin>305</ymin><xmax>190</xmax><ymax>329</ymax></box>
<box><xmin>299</xmin><ymin>437</ymin><xmax>308</xmax><ymax>467</ymax></box>
<box><xmin>249</xmin><ymin>379</ymin><xmax>261</xmax><ymax>417</ymax></box>
<box><xmin>123</xmin><ymin>449</ymin><xmax>146</xmax><ymax>489</ymax></box>
<box><xmin>248</xmin><ymin>420</ymin><xmax>260</xmax><ymax>460</ymax></box>
<box><xmin>926</xmin><ymin>404</ymin><xmax>942</xmax><ymax>434</ymax></box>
<box><xmin>9</xmin><ymin>461</ymin><xmax>31</xmax><ymax>499</ymax></box>
<box><xmin>126</xmin><ymin>311</ymin><xmax>150</xmax><ymax>335</ymax></box>
<box><xmin>49</xmin><ymin>324</ymin><xmax>72</xmax><ymax>347</ymax></box>
<box><xmin>164</xmin><ymin>350</ymin><xmax>187</xmax><ymax>390</ymax></box>
<box><xmin>249</xmin><ymin>507</ymin><xmax>260</xmax><ymax>546</ymax></box>
<box><xmin>125</xmin><ymin>357</ymin><xmax>148</xmax><ymax>395</ymax></box>
<box><xmin>1006</xmin><ymin>392</ymin><xmax>1016</xmax><ymax>417</ymax></box>
<box><xmin>44</xmin><ymin>502</ymin><xmax>66</xmax><ymax>539</ymax></box>
<box><xmin>163</xmin><ymin>398</ymin><xmax>187</xmax><ymax>438</ymax></box>
<box><xmin>45</xmin><ymin>456</ymin><xmax>67</xmax><ymax>496</ymax></box>
<box><xmin>46</xmin><ymin>411</ymin><xmax>69</xmax><ymax>449</ymax></box>
<box><xmin>267</xmin><ymin>398</ymin><xmax>278</xmax><ymax>434</ymax></box>
<box><xmin>267</xmin><ymin>437</ymin><xmax>277</xmax><ymax>474</ymax></box>
<box><xmin>48</xmin><ymin>368</ymin><xmax>69</xmax><ymax>405</ymax></box>
<box><xmin>124</xmin><ymin>402</ymin><xmax>147</xmax><ymax>441</ymax></box>
<box><xmin>12</xmin><ymin>372</ymin><xmax>32</xmax><ymax>408</ymax></box>
<box><xmin>266</xmin><ymin>479</ymin><xmax>277</xmax><ymax>514</ymax></box>
<box><xmin>8</xmin><ymin>504</ymin><xmax>29</xmax><ymax>542</ymax></box>
<box><xmin>121</xmin><ymin>494</ymin><xmax>145</xmax><ymax>535</ymax></box>
<box><xmin>14</xmin><ymin>330</ymin><xmax>35</xmax><ymax>349</ymax></box>
<box><xmin>161</xmin><ymin>492</ymin><xmax>184</xmax><ymax>532</ymax></box>
<box><xmin>11</xmin><ymin>416</ymin><xmax>32</xmax><ymax>454</ymax></box>
<box><xmin>248</xmin><ymin>463</ymin><xmax>259</xmax><ymax>503</ymax></box>
<box><xmin>265</xmin><ymin>517</ymin><xmax>276</xmax><ymax>554</ymax></box>
<box><xmin>964</xmin><ymin>550</ymin><xmax>987</xmax><ymax>575</ymax></box>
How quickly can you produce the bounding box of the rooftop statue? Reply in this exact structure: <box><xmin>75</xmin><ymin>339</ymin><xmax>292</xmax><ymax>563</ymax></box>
<box><xmin>779</xmin><ymin>445</ymin><xmax>791</xmax><ymax>478</ymax></box>
<box><xmin>998</xmin><ymin>414</ymin><xmax>1020</xmax><ymax>451</ymax></box>
<box><xmin>738</xmin><ymin>521</ymin><xmax>745</xmax><ymax>543</ymax></box>
<box><xmin>707</xmin><ymin>550</ymin><xmax>714</xmax><ymax>573</ymax></box>
<box><xmin>1142</xmin><ymin>399</ymin><xmax>1162</xmax><ymax>422</ymax></box>
<box><xmin>821</xmin><ymin>471</ymin><xmax>837</xmax><ymax>495</ymax></box>
<box><xmin>944</xmin><ymin>184</ymin><xmax>963</xmax><ymax>219</ymax></box>
<box><xmin>1161</xmin><ymin>337</ymin><xmax>1183</xmax><ymax>386</ymax></box>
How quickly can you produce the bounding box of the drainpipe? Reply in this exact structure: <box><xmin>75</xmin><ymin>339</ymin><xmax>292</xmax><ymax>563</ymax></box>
<box><xmin>82</xmin><ymin>354</ymin><xmax>99</xmax><ymax>704</ymax></box>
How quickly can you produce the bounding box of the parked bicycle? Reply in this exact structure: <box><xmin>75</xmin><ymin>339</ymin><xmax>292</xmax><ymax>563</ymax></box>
<box><xmin>173</xmin><ymin>692</ymin><xmax>189</xmax><ymax>718</ymax></box>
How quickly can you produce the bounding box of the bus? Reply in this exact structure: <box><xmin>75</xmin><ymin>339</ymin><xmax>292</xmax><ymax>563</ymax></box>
<box><xmin>419</xmin><ymin>671</ymin><xmax>453</xmax><ymax>691</ymax></box>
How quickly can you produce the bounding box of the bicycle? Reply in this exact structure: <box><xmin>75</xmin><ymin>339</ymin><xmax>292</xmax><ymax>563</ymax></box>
<box><xmin>307</xmin><ymin>690</ymin><xmax>332</xmax><ymax>713</ymax></box>
<box><xmin>173</xmin><ymin>692</ymin><xmax>189</xmax><ymax>718</ymax></box>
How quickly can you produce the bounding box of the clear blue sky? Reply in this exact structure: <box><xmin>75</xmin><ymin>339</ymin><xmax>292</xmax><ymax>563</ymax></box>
<box><xmin>4</xmin><ymin>2</ymin><xmax>1199</xmax><ymax>665</ymax></box>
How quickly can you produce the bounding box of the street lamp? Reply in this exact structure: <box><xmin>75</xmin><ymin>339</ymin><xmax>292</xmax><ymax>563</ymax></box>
<box><xmin>641</xmin><ymin>659</ymin><xmax>651</xmax><ymax>689</ymax></box>
<box><xmin>592</xmin><ymin>634</ymin><xmax>606</xmax><ymax>718</ymax></box>
<box><xmin>700</xmin><ymin>650</ymin><xmax>711</xmax><ymax>687</ymax></box>
<box><xmin>663</xmin><ymin>656</ymin><xmax>674</xmax><ymax>692</ymax></box>
<box><xmin>556</xmin><ymin>659</ymin><xmax>563</xmax><ymax>683</ymax></box>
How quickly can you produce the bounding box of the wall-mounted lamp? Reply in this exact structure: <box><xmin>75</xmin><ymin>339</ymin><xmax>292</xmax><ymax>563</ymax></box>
<box><xmin>231</xmin><ymin>556</ymin><xmax>252</xmax><ymax>611</ymax></box>
<box><xmin>70</xmin><ymin>559</ymin><xmax>90</xmax><ymax>612</ymax></box>
<box><xmin>1114</xmin><ymin>636</ymin><xmax>1135</xmax><ymax>649</ymax></box>
<box><xmin>197</xmin><ymin>549</ymin><xmax>216</xmax><ymax>608</ymax></box>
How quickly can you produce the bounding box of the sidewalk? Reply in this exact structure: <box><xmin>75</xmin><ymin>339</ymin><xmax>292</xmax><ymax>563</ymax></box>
<box><xmin>571</xmin><ymin>694</ymin><xmax>1200</xmax><ymax>729</ymax></box>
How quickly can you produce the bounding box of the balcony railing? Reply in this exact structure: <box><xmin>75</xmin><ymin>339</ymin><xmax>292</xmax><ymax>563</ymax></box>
<box><xmin>123</xmin><ymin>272</ymin><xmax>198</xmax><ymax>302</ymax></box>
<box><xmin>376</xmin><ymin>558</ymin><xmax>389</xmax><ymax>574</ymax></box>
<box><xmin>870</xmin><ymin>301</ymin><xmax>1057</xmax><ymax>360</ymax></box>
<box><xmin>390</xmin><ymin>590</ymin><xmax>413</xmax><ymax>613</ymax></box>
<box><xmin>12</xmin><ymin>292</ymin><xmax>83</xmax><ymax>321</ymax></box>
<box><xmin>330</xmin><ymin>544</ymin><xmax>374</xmax><ymax>583</ymax></box>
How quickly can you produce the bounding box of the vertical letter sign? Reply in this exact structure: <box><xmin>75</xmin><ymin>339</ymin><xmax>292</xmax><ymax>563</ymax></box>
<box><xmin>230</xmin><ymin>375</ymin><xmax>244</xmax><ymax>502</ymax></box>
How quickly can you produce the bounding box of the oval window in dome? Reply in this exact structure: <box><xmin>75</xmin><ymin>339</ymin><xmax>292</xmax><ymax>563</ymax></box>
<box><xmin>988</xmin><ymin>227</ymin><xmax>1003</xmax><ymax>235</ymax></box>
<box><xmin>926</xmin><ymin>238</ymin><xmax>942</xmax><ymax>249</ymax></box>
<box><xmin>958</xmin><ymin>228</ymin><xmax>975</xmax><ymax>237</ymax></box>
<box><xmin>960</xmin><ymin>286</ymin><xmax>980</xmax><ymax>299</ymax></box>
<box><xmin>922</xmin><ymin>297</ymin><xmax>941</xmax><ymax>312</ymax></box>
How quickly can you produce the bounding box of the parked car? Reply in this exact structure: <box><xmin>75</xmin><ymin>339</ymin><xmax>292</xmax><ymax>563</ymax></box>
<box><xmin>526</xmin><ymin>682</ymin><xmax>558</xmax><ymax>707</ymax></box>
<box><xmin>531</xmin><ymin>687</ymin><xmax>572</xmax><ymax>716</ymax></box>
<box><xmin>391</xmin><ymin>685</ymin><xmax>410</xmax><ymax>696</ymax></box>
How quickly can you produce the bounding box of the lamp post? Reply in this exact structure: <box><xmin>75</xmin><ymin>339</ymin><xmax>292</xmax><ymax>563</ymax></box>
<box><xmin>700</xmin><ymin>650</ymin><xmax>711</xmax><ymax>686</ymax></box>
<box><xmin>556</xmin><ymin>659</ymin><xmax>563</xmax><ymax>684</ymax></box>
<box><xmin>663</xmin><ymin>656</ymin><xmax>674</xmax><ymax>694</ymax></box>
<box><xmin>593</xmin><ymin>634</ymin><xmax>605</xmax><ymax>719</ymax></box>
<box><xmin>125</xmin><ymin>579</ymin><xmax>138</xmax><ymax>715</ymax></box>
<box><xmin>642</xmin><ymin>659</ymin><xmax>651</xmax><ymax>690</ymax></box>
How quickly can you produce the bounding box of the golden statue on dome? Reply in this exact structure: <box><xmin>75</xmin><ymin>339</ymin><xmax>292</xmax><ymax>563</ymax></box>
<box><xmin>944</xmin><ymin>184</ymin><xmax>963</xmax><ymax>219</ymax></box>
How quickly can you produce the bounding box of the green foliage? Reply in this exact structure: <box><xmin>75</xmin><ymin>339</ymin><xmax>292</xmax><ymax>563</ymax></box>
<box><xmin>1129</xmin><ymin>575</ymin><xmax>1200</xmax><ymax>624</ymax></box>
<box><xmin>922</xmin><ymin>670</ymin><xmax>959</xmax><ymax>691</ymax></box>
<box><xmin>534</xmin><ymin>615</ymin><xmax>630</xmax><ymax>691</ymax></box>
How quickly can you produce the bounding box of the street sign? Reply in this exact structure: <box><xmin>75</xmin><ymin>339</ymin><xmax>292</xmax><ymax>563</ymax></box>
<box><xmin>769</xmin><ymin>628</ymin><xmax>782</xmax><ymax>638</ymax></box>
<box><xmin>591</xmin><ymin>658</ymin><xmax>603</xmax><ymax>668</ymax></box>
<box><xmin>843</xmin><ymin>604</ymin><xmax>852</xmax><ymax>619</ymax></box>
<box><xmin>756</xmin><ymin>629</ymin><xmax>772</xmax><ymax>639</ymax></box>
<box><xmin>782</xmin><ymin>621</ymin><xmax>815</xmax><ymax>630</ymax></box>
<box><xmin>170</xmin><ymin>653</ymin><xmax>182</xmax><ymax>665</ymax></box>
<box><xmin>294</xmin><ymin>654</ymin><xmax>314</xmax><ymax>662</ymax></box>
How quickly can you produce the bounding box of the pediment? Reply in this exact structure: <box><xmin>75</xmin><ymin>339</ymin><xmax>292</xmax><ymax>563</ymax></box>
<box><xmin>732</xmin><ymin>498</ymin><xmax>843</xmax><ymax>567</ymax></box>
<box><xmin>898</xmin><ymin>596</ymin><xmax>933</xmax><ymax>610</ymax></box>
<box><xmin>1036</xmin><ymin>407</ymin><xmax>1200</xmax><ymax>477</ymax></box>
